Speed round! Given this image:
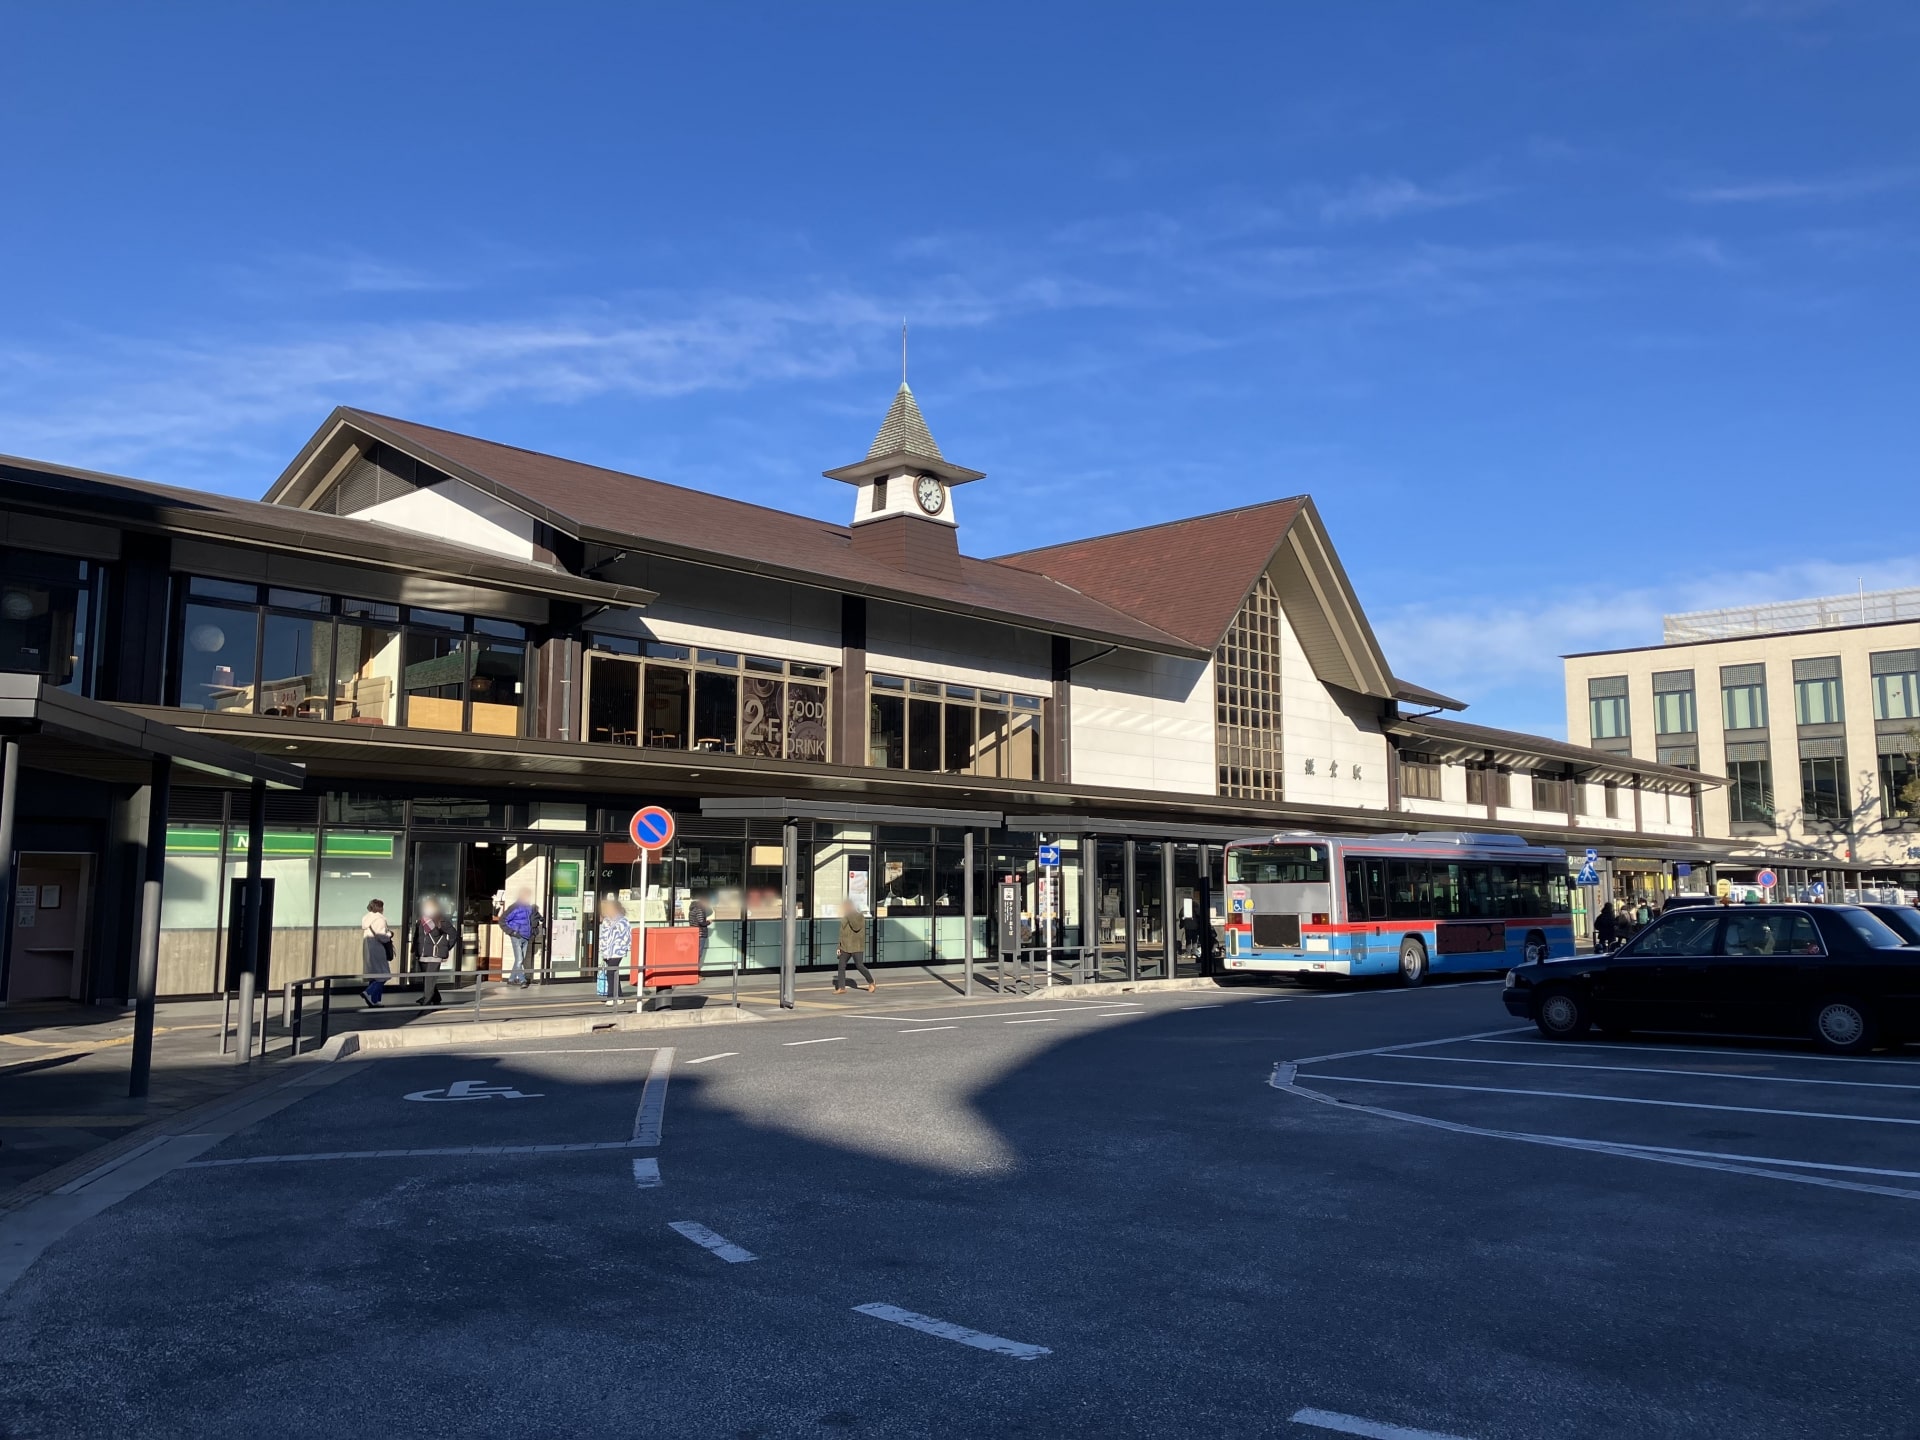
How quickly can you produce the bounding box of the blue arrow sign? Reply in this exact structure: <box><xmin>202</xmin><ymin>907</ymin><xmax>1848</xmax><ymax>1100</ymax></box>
<box><xmin>1038</xmin><ymin>843</ymin><xmax>1061</xmax><ymax>867</ymax></box>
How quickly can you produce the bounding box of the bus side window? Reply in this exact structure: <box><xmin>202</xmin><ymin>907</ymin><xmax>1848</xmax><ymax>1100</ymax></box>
<box><xmin>1364</xmin><ymin>858</ymin><xmax>1387</xmax><ymax>920</ymax></box>
<box><xmin>1433</xmin><ymin>863</ymin><xmax>1461</xmax><ymax>919</ymax></box>
<box><xmin>1462</xmin><ymin>863</ymin><xmax>1492</xmax><ymax>918</ymax></box>
<box><xmin>1389</xmin><ymin>860</ymin><xmax>1431</xmax><ymax>920</ymax></box>
<box><xmin>1343</xmin><ymin>858</ymin><xmax>1367</xmax><ymax>921</ymax></box>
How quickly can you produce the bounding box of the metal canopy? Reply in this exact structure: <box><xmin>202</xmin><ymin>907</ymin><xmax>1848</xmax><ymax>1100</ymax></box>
<box><xmin>1005</xmin><ymin>814</ymin><xmax>1257</xmax><ymax>842</ymax></box>
<box><xmin>0</xmin><ymin>677</ymin><xmax>304</xmax><ymax>788</ymax></box>
<box><xmin>699</xmin><ymin>796</ymin><xmax>1003</xmax><ymax>829</ymax></box>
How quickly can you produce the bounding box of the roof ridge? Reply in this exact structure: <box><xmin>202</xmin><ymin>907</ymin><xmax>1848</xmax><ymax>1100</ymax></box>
<box><xmin>990</xmin><ymin>494</ymin><xmax>1308</xmax><ymax>564</ymax></box>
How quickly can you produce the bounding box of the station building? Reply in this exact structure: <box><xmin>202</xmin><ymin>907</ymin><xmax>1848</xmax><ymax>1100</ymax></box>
<box><xmin>0</xmin><ymin>382</ymin><xmax>1716</xmax><ymax>1007</ymax></box>
<box><xmin>1565</xmin><ymin>589</ymin><xmax>1920</xmax><ymax>903</ymax></box>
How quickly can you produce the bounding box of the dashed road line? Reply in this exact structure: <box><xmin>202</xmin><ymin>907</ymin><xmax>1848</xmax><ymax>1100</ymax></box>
<box><xmin>1291</xmin><ymin>1406</ymin><xmax>1475</xmax><ymax>1439</ymax></box>
<box><xmin>852</xmin><ymin>1302</ymin><xmax>1050</xmax><ymax>1360</ymax></box>
<box><xmin>632</xmin><ymin>1047</ymin><xmax>675</xmax><ymax>1145</ymax></box>
<box><xmin>668</xmin><ymin>1220</ymin><xmax>756</xmax><ymax>1263</ymax></box>
<box><xmin>184</xmin><ymin>1139</ymin><xmax>653</xmax><ymax>1167</ymax></box>
<box><xmin>784</xmin><ymin>1036</ymin><xmax>847</xmax><ymax>1047</ymax></box>
<box><xmin>685</xmin><ymin>1052</ymin><xmax>737</xmax><ymax>1065</ymax></box>
<box><xmin>900</xmin><ymin>1026</ymin><xmax>957</xmax><ymax>1034</ymax></box>
<box><xmin>632</xmin><ymin>1157</ymin><xmax>661</xmax><ymax>1189</ymax></box>
<box><xmin>1005</xmin><ymin>1018</ymin><xmax>1056</xmax><ymax>1025</ymax></box>
<box><xmin>1302</xmin><ymin>1070</ymin><xmax>1920</xmax><ymax>1126</ymax></box>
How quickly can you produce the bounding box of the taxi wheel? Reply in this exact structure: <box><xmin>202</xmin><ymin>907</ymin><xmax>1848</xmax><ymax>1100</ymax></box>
<box><xmin>1535</xmin><ymin>987</ymin><xmax>1591</xmax><ymax>1040</ymax></box>
<box><xmin>1398</xmin><ymin>937</ymin><xmax>1428</xmax><ymax>987</ymax></box>
<box><xmin>1810</xmin><ymin>997</ymin><xmax>1876</xmax><ymax>1055</ymax></box>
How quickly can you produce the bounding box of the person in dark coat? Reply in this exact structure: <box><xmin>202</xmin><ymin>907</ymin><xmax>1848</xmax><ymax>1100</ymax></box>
<box><xmin>360</xmin><ymin>898</ymin><xmax>393</xmax><ymax>1006</ymax></box>
<box><xmin>1595</xmin><ymin>902</ymin><xmax>1617</xmax><ymax>952</ymax></box>
<box><xmin>414</xmin><ymin>897</ymin><xmax>457</xmax><ymax>1006</ymax></box>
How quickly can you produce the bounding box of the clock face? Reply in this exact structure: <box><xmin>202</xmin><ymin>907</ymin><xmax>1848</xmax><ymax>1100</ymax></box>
<box><xmin>915</xmin><ymin>474</ymin><xmax>946</xmax><ymax>515</ymax></box>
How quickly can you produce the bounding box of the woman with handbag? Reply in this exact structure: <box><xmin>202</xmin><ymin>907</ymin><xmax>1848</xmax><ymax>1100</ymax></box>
<box><xmin>360</xmin><ymin>899</ymin><xmax>393</xmax><ymax>1006</ymax></box>
<box><xmin>414</xmin><ymin>897</ymin><xmax>457</xmax><ymax>1006</ymax></box>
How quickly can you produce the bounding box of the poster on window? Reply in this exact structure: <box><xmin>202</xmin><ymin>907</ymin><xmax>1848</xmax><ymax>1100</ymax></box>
<box><xmin>741</xmin><ymin>676</ymin><xmax>784</xmax><ymax>758</ymax></box>
<box><xmin>787</xmin><ymin>682</ymin><xmax>828</xmax><ymax>762</ymax></box>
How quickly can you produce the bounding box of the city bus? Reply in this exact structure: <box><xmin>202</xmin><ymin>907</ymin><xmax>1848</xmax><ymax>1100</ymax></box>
<box><xmin>1221</xmin><ymin>831</ymin><xmax>1573</xmax><ymax>984</ymax></box>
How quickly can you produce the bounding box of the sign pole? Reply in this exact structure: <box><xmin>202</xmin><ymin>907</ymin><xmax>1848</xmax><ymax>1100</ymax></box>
<box><xmin>635</xmin><ymin>843</ymin><xmax>648</xmax><ymax>1012</ymax></box>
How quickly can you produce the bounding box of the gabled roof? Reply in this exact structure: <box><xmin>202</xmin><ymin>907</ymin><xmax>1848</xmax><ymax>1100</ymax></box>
<box><xmin>266</xmin><ymin>409</ymin><xmax>1199</xmax><ymax>658</ymax></box>
<box><xmin>994</xmin><ymin>496</ymin><xmax>1403</xmax><ymax>702</ymax></box>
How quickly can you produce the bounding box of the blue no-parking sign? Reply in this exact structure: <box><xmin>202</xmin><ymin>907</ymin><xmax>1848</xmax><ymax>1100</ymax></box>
<box><xmin>1038</xmin><ymin>843</ymin><xmax>1061</xmax><ymax>868</ymax></box>
<box><xmin>629</xmin><ymin>806</ymin><xmax>675</xmax><ymax>851</ymax></box>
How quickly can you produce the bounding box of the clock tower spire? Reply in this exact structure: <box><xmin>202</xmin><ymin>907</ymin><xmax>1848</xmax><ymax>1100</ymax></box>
<box><xmin>824</xmin><ymin>374</ymin><xmax>984</xmax><ymax>581</ymax></box>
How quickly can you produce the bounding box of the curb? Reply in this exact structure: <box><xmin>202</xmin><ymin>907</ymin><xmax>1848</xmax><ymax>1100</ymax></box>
<box><xmin>341</xmin><ymin>1003</ymin><xmax>770</xmax><ymax>1052</ymax></box>
<box><xmin>1023</xmin><ymin>975</ymin><xmax>1231</xmax><ymax>1000</ymax></box>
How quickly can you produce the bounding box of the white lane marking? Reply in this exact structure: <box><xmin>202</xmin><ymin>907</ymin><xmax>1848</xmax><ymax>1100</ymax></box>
<box><xmin>1386</xmin><ymin>1051</ymin><xmax>1920</xmax><ymax>1091</ymax></box>
<box><xmin>1276</xmin><ymin>1077</ymin><xmax>1920</xmax><ymax>1202</ymax></box>
<box><xmin>632</xmin><ymin>1047</ymin><xmax>675</xmax><ymax>1146</ymax></box>
<box><xmin>852</xmin><ymin>1302</ymin><xmax>1050</xmax><ymax>1360</ymax></box>
<box><xmin>1291</xmin><ymin>1028</ymin><xmax>1529</xmax><ymax>1067</ymax></box>
<box><xmin>847</xmin><ymin>1003</ymin><xmax>1141</xmax><ymax>1023</ymax></box>
<box><xmin>784</xmin><ymin>1036</ymin><xmax>847</xmax><ymax>1047</ymax></box>
<box><xmin>1254</xmin><ymin>999</ymin><xmax>1294</xmax><ymax>1005</ymax></box>
<box><xmin>1290</xmin><ymin>1406</ymin><xmax>1474</xmax><ymax>1439</ymax></box>
<box><xmin>425</xmin><ymin>1046</ymin><xmax>661</xmax><ymax>1058</ymax></box>
<box><xmin>1472</xmin><ymin>1036</ymin><xmax>1920</xmax><ymax>1068</ymax></box>
<box><xmin>632</xmin><ymin>1157</ymin><xmax>661</xmax><ymax>1188</ymax></box>
<box><xmin>668</xmin><ymin>1220</ymin><xmax>756</xmax><ymax>1263</ymax></box>
<box><xmin>1303</xmin><ymin>1072</ymin><xmax>1920</xmax><ymax>1127</ymax></box>
<box><xmin>900</xmin><ymin>1026</ymin><xmax>958</xmax><ymax>1034</ymax></box>
<box><xmin>1005</xmin><ymin>1018</ymin><xmax>1057</xmax><ymax>1025</ymax></box>
<box><xmin>1182</xmin><ymin>1004</ymin><xmax>1225</xmax><ymax>1011</ymax></box>
<box><xmin>185</xmin><ymin>1139</ymin><xmax>654</xmax><ymax>1166</ymax></box>
<box><xmin>685</xmin><ymin>1053</ymin><xmax>737</xmax><ymax>1065</ymax></box>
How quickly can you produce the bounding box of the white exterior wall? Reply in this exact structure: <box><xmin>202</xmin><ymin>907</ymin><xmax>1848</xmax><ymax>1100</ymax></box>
<box><xmin>588</xmin><ymin>556</ymin><xmax>842</xmax><ymax>665</ymax></box>
<box><xmin>865</xmin><ymin>601</ymin><xmax>1051</xmax><ymax>694</ymax></box>
<box><xmin>1069</xmin><ymin>652</ymin><xmax>1215</xmax><ymax>795</ymax></box>
<box><xmin>348</xmin><ymin>478</ymin><xmax>541</xmax><ymax>562</ymax></box>
<box><xmin>1277</xmin><ymin>612</ymin><xmax>1392</xmax><ymax>811</ymax></box>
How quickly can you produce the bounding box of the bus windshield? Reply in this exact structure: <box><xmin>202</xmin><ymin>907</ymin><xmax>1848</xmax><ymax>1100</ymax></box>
<box><xmin>1228</xmin><ymin>845</ymin><xmax>1329</xmax><ymax>884</ymax></box>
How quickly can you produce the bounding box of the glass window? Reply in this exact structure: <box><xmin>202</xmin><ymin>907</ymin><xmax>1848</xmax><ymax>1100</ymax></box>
<box><xmin>266</xmin><ymin>588</ymin><xmax>328</xmax><ymax>613</ymax></box>
<box><xmin>1880</xmin><ymin>752</ymin><xmax>1918</xmax><ymax>822</ymax></box>
<box><xmin>1227</xmin><ymin>845</ymin><xmax>1328</xmax><ymax>884</ymax></box>
<box><xmin>1</xmin><ymin>551</ymin><xmax>98</xmax><ymax>693</ymax></box>
<box><xmin>188</xmin><ymin>577</ymin><xmax>257</xmax><ymax>602</ymax></box>
<box><xmin>178</xmin><ymin>602</ymin><xmax>259</xmax><ymax>713</ymax></box>
<box><xmin>943</xmin><ymin>702</ymin><xmax>974</xmax><ymax>774</ymax></box>
<box><xmin>1007</xmin><ymin>706</ymin><xmax>1040</xmax><ymax>781</ymax></box>
<box><xmin>869</xmin><ymin>689</ymin><xmax>904</xmax><ymax>766</ymax></box>
<box><xmin>1800</xmin><ymin>755</ymin><xmax>1846</xmax><ymax>823</ymax></box>
<box><xmin>910</xmin><ymin>679</ymin><xmax>942</xmax><ymax>696</ymax></box>
<box><xmin>976</xmin><ymin>705</ymin><xmax>1009</xmax><ymax>777</ymax></box>
<box><xmin>693</xmin><ymin>671</ymin><xmax>738</xmax><ymax>752</ymax></box>
<box><xmin>745</xmin><ymin>655</ymin><xmax>782</xmax><ymax>675</ymax></box>
<box><xmin>643</xmin><ymin>640</ymin><xmax>690</xmax><ymax>662</ymax></box>
<box><xmin>644</xmin><ymin>665</ymin><xmax>689</xmax><ymax>748</ymax></box>
<box><xmin>907</xmin><ymin>697</ymin><xmax>942</xmax><ymax>771</ymax></box>
<box><xmin>741</xmin><ymin>674</ymin><xmax>784</xmax><ymax>758</ymax></box>
<box><xmin>588</xmin><ymin>632</ymin><xmax>641</xmax><ymax>656</ymax></box>
<box><xmin>402</xmin><ymin>630</ymin><xmax>468</xmax><ymax>732</ymax></box>
<box><xmin>1387</xmin><ymin>859</ymin><xmax>1430</xmax><ymax>919</ymax></box>
<box><xmin>1728</xmin><ymin>759</ymin><xmax>1775</xmax><ymax>826</ymax></box>
<box><xmin>1624</xmin><ymin>912</ymin><xmax>1721</xmax><ymax>957</ymax></box>
<box><xmin>787</xmin><ymin>682</ymin><xmax>829</xmax><ymax>762</ymax></box>
<box><xmin>1723</xmin><ymin>683</ymin><xmax>1768</xmax><ymax>731</ymax></box>
<box><xmin>469</xmin><ymin>632</ymin><xmax>525</xmax><ymax>736</ymax></box>
<box><xmin>407</xmin><ymin>608</ymin><xmax>465</xmax><ymax>631</ymax></box>
<box><xmin>697</xmin><ymin>649</ymin><xmax>738</xmax><ymax>668</ymax></box>
<box><xmin>1795</xmin><ymin>677</ymin><xmax>1843</xmax><ymax>726</ymax></box>
<box><xmin>1589</xmin><ymin>695</ymin><xmax>1629</xmax><ymax>740</ymax></box>
<box><xmin>331</xmin><ymin>619</ymin><xmax>401</xmax><ymax>725</ymax></box>
<box><xmin>258</xmin><ymin>610</ymin><xmax>332</xmax><ymax>718</ymax></box>
<box><xmin>1872</xmin><ymin>668</ymin><xmax>1919</xmax><ymax>721</ymax></box>
<box><xmin>340</xmin><ymin>598</ymin><xmax>399</xmax><ymax>623</ymax></box>
<box><xmin>588</xmin><ymin>656</ymin><xmax>641</xmax><ymax>744</ymax></box>
<box><xmin>791</xmin><ymin>662</ymin><xmax>827</xmax><ymax>680</ymax></box>
<box><xmin>315</xmin><ymin>832</ymin><xmax>404</xmax><ymax>976</ymax></box>
<box><xmin>1401</xmin><ymin>754</ymin><xmax>1442</xmax><ymax>801</ymax></box>
<box><xmin>1724</xmin><ymin>912</ymin><xmax>1823</xmax><ymax>957</ymax></box>
<box><xmin>473</xmin><ymin>617</ymin><xmax>524</xmax><ymax>640</ymax></box>
<box><xmin>1842</xmin><ymin>910</ymin><xmax>1910</xmax><ymax>949</ymax></box>
<box><xmin>1654</xmin><ymin>690</ymin><xmax>1696</xmax><ymax>735</ymax></box>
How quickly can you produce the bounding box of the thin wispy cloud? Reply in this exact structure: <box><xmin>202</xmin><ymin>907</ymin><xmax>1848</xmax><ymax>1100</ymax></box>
<box><xmin>1314</xmin><ymin>175</ymin><xmax>1496</xmax><ymax>225</ymax></box>
<box><xmin>1681</xmin><ymin>167</ymin><xmax>1919</xmax><ymax>204</ymax></box>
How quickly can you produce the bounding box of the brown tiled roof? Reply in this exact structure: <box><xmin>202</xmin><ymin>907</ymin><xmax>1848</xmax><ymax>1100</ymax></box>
<box><xmin>323</xmin><ymin>410</ymin><xmax>1201</xmax><ymax>657</ymax></box>
<box><xmin>992</xmin><ymin>499</ymin><xmax>1305</xmax><ymax>651</ymax></box>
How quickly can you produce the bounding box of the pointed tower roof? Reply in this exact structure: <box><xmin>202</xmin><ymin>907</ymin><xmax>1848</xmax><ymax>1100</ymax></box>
<box><xmin>825</xmin><ymin>381</ymin><xmax>984</xmax><ymax>488</ymax></box>
<box><xmin>868</xmin><ymin>382</ymin><xmax>945</xmax><ymax>461</ymax></box>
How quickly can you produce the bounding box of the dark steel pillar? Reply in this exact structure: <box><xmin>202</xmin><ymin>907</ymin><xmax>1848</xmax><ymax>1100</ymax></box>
<box><xmin>236</xmin><ymin>779</ymin><xmax>266</xmax><ymax>1064</ymax></box>
<box><xmin>962</xmin><ymin>830</ymin><xmax>975</xmax><ymax>997</ymax></box>
<box><xmin>128</xmin><ymin>756</ymin><xmax>172</xmax><ymax>1097</ymax></box>
<box><xmin>1082</xmin><ymin>835</ymin><xmax>1098</xmax><ymax>982</ymax></box>
<box><xmin>1123</xmin><ymin>838</ymin><xmax>1138</xmax><ymax>983</ymax></box>
<box><xmin>778</xmin><ymin>819</ymin><xmax>797</xmax><ymax>1009</ymax></box>
<box><xmin>0</xmin><ymin>739</ymin><xmax>18</xmax><ymax>1002</ymax></box>
<box><xmin>1161</xmin><ymin>842</ymin><xmax>1176</xmax><ymax>977</ymax></box>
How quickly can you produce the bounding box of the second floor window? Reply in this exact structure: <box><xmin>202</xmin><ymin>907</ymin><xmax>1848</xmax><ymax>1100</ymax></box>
<box><xmin>1872</xmin><ymin>652</ymin><xmax>1919</xmax><ymax>720</ymax></box>
<box><xmin>1399</xmin><ymin>752</ymin><xmax>1442</xmax><ymax>801</ymax></box>
<box><xmin>1587</xmin><ymin>676</ymin><xmax>1629</xmax><ymax>740</ymax></box>
<box><xmin>1793</xmin><ymin>659</ymin><xmax>1844</xmax><ymax>725</ymax></box>
<box><xmin>868</xmin><ymin>673</ymin><xmax>1042</xmax><ymax>779</ymax></box>
<box><xmin>1722</xmin><ymin>682</ymin><xmax>1767</xmax><ymax>731</ymax></box>
<box><xmin>584</xmin><ymin>640</ymin><xmax>831</xmax><ymax>761</ymax></box>
<box><xmin>1652</xmin><ymin>686</ymin><xmax>1696</xmax><ymax>735</ymax></box>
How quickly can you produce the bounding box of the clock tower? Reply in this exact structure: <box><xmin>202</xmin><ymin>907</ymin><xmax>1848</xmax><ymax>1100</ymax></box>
<box><xmin>825</xmin><ymin>381</ymin><xmax>983</xmax><ymax>582</ymax></box>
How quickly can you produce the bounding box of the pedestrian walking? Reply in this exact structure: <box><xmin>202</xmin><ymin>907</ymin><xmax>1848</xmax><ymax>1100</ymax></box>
<box><xmin>360</xmin><ymin>898</ymin><xmax>392</xmax><ymax>1006</ymax></box>
<box><xmin>687</xmin><ymin>892</ymin><xmax>713</xmax><ymax>965</ymax></box>
<box><xmin>1594</xmin><ymin>901</ymin><xmax>1617</xmax><ymax>952</ymax></box>
<box><xmin>834</xmin><ymin>897</ymin><xmax>874</xmax><ymax>994</ymax></box>
<box><xmin>1636</xmin><ymin>899</ymin><xmax>1652</xmax><ymax>927</ymax></box>
<box><xmin>597</xmin><ymin>895</ymin><xmax>631</xmax><ymax>1007</ymax></box>
<box><xmin>414</xmin><ymin>897</ymin><xmax>457</xmax><ymax>1006</ymax></box>
<box><xmin>497</xmin><ymin>886</ymin><xmax>544</xmax><ymax>988</ymax></box>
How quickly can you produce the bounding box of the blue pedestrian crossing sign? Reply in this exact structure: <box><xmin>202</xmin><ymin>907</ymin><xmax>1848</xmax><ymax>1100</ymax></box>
<box><xmin>1038</xmin><ymin>843</ymin><xmax>1061</xmax><ymax>867</ymax></box>
<box><xmin>1575</xmin><ymin>862</ymin><xmax>1600</xmax><ymax>886</ymax></box>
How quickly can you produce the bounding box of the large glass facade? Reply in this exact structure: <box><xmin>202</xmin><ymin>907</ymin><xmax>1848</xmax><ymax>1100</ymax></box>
<box><xmin>0</xmin><ymin>549</ymin><xmax>104</xmax><ymax>695</ymax></box>
<box><xmin>1728</xmin><ymin>759</ymin><xmax>1776</xmax><ymax>828</ymax></box>
<box><xmin>584</xmin><ymin>639</ymin><xmax>831</xmax><ymax>760</ymax></box>
<box><xmin>1799</xmin><ymin>755</ymin><xmax>1847</xmax><ymax>824</ymax></box>
<box><xmin>866</xmin><ymin>673</ymin><xmax>1043</xmax><ymax>778</ymax></box>
<box><xmin>1216</xmin><ymin>571</ymin><xmax>1284</xmax><ymax>798</ymax></box>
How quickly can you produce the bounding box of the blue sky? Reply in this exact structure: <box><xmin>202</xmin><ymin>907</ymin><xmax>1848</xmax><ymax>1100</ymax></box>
<box><xmin>3</xmin><ymin>2</ymin><xmax>1915</xmax><ymax>736</ymax></box>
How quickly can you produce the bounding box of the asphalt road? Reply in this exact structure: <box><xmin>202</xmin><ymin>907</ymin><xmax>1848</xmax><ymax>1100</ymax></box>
<box><xmin>2</xmin><ymin>978</ymin><xmax>1917</xmax><ymax>1440</ymax></box>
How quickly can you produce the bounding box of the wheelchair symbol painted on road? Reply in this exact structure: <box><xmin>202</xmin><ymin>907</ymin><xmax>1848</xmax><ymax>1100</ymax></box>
<box><xmin>402</xmin><ymin>1080</ymin><xmax>544</xmax><ymax>1102</ymax></box>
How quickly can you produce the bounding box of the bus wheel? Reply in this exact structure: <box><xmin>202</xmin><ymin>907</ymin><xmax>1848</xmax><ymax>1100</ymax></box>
<box><xmin>1522</xmin><ymin>931</ymin><xmax>1549</xmax><ymax>965</ymax></box>
<box><xmin>1398</xmin><ymin>937</ymin><xmax>1428</xmax><ymax>987</ymax></box>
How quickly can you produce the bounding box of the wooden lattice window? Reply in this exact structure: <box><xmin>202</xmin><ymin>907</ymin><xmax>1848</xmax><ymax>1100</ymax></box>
<box><xmin>1215</xmin><ymin>572</ymin><xmax>1284</xmax><ymax>799</ymax></box>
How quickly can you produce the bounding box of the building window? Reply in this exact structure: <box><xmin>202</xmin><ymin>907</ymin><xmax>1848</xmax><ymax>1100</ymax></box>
<box><xmin>1793</xmin><ymin>659</ymin><xmax>1844</xmax><ymax>725</ymax></box>
<box><xmin>1722</xmin><ymin>678</ymin><xmax>1768</xmax><ymax>731</ymax></box>
<box><xmin>173</xmin><ymin>580</ymin><xmax>520</xmax><ymax>734</ymax></box>
<box><xmin>1</xmin><ymin>549</ymin><xmax>104</xmax><ymax>696</ymax></box>
<box><xmin>1871</xmin><ymin>651</ymin><xmax>1919</xmax><ymax>721</ymax></box>
<box><xmin>1880</xmin><ymin>751</ymin><xmax>1918</xmax><ymax>823</ymax></box>
<box><xmin>1215</xmin><ymin>572</ymin><xmax>1284</xmax><ymax>799</ymax></box>
<box><xmin>1727</xmin><ymin>758</ymin><xmax>1775</xmax><ymax>828</ymax></box>
<box><xmin>866</xmin><ymin>673</ymin><xmax>1041</xmax><ymax>778</ymax></box>
<box><xmin>1466</xmin><ymin>765</ymin><xmax>1510</xmax><ymax>808</ymax></box>
<box><xmin>1399</xmin><ymin>752</ymin><xmax>1442</xmax><ymax>801</ymax></box>
<box><xmin>1603</xmin><ymin>780</ymin><xmax>1619</xmax><ymax>818</ymax></box>
<box><xmin>1587</xmin><ymin>677</ymin><xmax>1630</xmax><ymax>740</ymax></box>
<box><xmin>1799</xmin><ymin>755</ymin><xmax>1847</xmax><ymax>824</ymax></box>
<box><xmin>585</xmin><ymin>642</ymin><xmax>830</xmax><ymax>761</ymax></box>
<box><xmin>1531</xmin><ymin>773</ymin><xmax>1571</xmax><ymax>812</ymax></box>
<box><xmin>1653</xmin><ymin>688</ymin><xmax>1696</xmax><ymax>735</ymax></box>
